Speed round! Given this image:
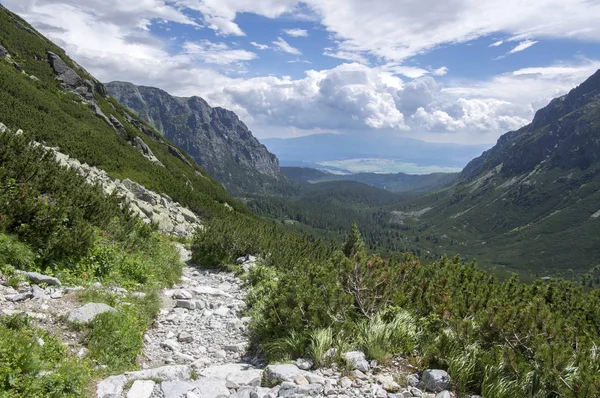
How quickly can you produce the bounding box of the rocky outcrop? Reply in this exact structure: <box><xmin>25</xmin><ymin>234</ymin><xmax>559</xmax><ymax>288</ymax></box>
<box><xmin>47</xmin><ymin>51</ymin><xmax>95</xmax><ymax>102</ymax></box>
<box><xmin>132</xmin><ymin>136</ymin><xmax>163</xmax><ymax>165</ymax></box>
<box><xmin>50</xmin><ymin>147</ymin><xmax>201</xmax><ymax>237</ymax></box>
<box><xmin>0</xmin><ymin>43</ymin><xmax>8</xmax><ymax>58</ymax></box>
<box><xmin>106</xmin><ymin>81</ymin><xmax>283</xmax><ymax>194</ymax></box>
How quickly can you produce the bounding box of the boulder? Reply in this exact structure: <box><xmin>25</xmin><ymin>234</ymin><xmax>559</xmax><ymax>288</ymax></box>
<box><xmin>296</xmin><ymin>358</ymin><xmax>314</xmax><ymax>370</ymax></box>
<box><xmin>201</xmin><ymin>364</ymin><xmax>263</xmax><ymax>387</ymax></box>
<box><xmin>97</xmin><ymin>375</ymin><xmax>127</xmax><ymax>398</ymax></box>
<box><xmin>16</xmin><ymin>270</ymin><xmax>61</xmax><ymax>286</ymax></box>
<box><xmin>193</xmin><ymin>286</ymin><xmax>231</xmax><ymax>297</ymax></box>
<box><xmin>191</xmin><ymin>377</ymin><xmax>230</xmax><ymax>398</ymax></box>
<box><xmin>436</xmin><ymin>391</ymin><xmax>454</xmax><ymax>398</ymax></box>
<box><xmin>175</xmin><ymin>300</ymin><xmax>196</xmax><ymax>310</ymax></box>
<box><xmin>344</xmin><ymin>351</ymin><xmax>370</xmax><ymax>372</ymax></box>
<box><xmin>423</xmin><ymin>369</ymin><xmax>451</xmax><ymax>393</ymax></box>
<box><xmin>173</xmin><ymin>289</ymin><xmax>193</xmax><ymax>299</ymax></box>
<box><xmin>68</xmin><ymin>303</ymin><xmax>116</xmax><ymax>324</ymax></box>
<box><xmin>161</xmin><ymin>380</ymin><xmax>194</xmax><ymax>398</ymax></box>
<box><xmin>264</xmin><ymin>364</ymin><xmax>312</xmax><ymax>384</ymax></box>
<box><xmin>178</xmin><ymin>331</ymin><xmax>194</xmax><ymax>343</ymax></box>
<box><xmin>0</xmin><ymin>43</ymin><xmax>8</xmax><ymax>58</ymax></box>
<box><xmin>126</xmin><ymin>380</ymin><xmax>155</xmax><ymax>398</ymax></box>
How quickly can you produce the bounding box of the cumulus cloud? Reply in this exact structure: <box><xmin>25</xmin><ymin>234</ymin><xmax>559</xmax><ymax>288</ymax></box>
<box><xmin>3</xmin><ymin>0</ymin><xmax>600</xmax><ymax>145</ymax></box>
<box><xmin>432</xmin><ymin>67</ymin><xmax>449</xmax><ymax>76</ymax></box>
<box><xmin>272</xmin><ymin>37</ymin><xmax>301</xmax><ymax>55</ymax></box>
<box><xmin>283</xmin><ymin>28</ymin><xmax>308</xmax><ymax>37</ymax></box>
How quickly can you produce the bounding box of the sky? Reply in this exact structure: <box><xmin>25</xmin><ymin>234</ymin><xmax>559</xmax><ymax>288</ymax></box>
<box><xmin>3</xmin><ymin>0</ymin><xmax>600</xmax><ymax>145</ymax></box>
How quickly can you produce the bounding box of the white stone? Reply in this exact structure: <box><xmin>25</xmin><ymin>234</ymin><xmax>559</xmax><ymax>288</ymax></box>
<box><xmin>97</xmin><ymin>375</ymin><xmax>127</xmax><ymax>398</ymax></box>
<box><xmin>126</xmin><ymin>380</ymin><xmax>155</xmax><ymax>398</ymax></box>
<box><xmin>125</xmin><ymin>365</ymin><xmax>192</xmax><ymax>382</ymax></box>
<box><xmin>161</xmin><ymin>380</ymin><xmax>195</xmax><ymax>398</ymax></box>
<box><xmin>68</xmin><ymin>303</ymin><xmax>116</xmax><ymax>324</ymax></box>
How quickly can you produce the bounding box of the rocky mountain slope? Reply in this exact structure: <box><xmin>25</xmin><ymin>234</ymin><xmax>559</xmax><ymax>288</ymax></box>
<box><xmin>392</xmin><ymin>70</ymin><xmax>600</xmax><ymax>279</ymax></box>
<box><xmin>106</xmin><ymin>81</ymin><xmax>283</xmax><ymax>195</ymax></box>
<box><xmin>0</xmin><ymin>4</ymin><xmax>245</xmax><ymax>221</ymax></box>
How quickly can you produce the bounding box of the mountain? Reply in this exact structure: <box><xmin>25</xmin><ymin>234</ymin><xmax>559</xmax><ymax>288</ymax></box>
<box><xmin>392</xmin><ymin>70</ymin><xmax>600</xmax><ymax>279</ymax></box>
<box><xmin>106</xmin><ymin>81</ymin><xmax>283</xmax><ymax>195</ymax></box>
<box><xmin>0</xmin><ymin>4</ymin><xmax>245</xmax><ymax>220</ymax></box>
<box><xmin>262</xmin><ymin>133</ymin><xmax>489</xmax><ymax>174</ymax></box>
<box><xmin>282</xmin><ymin>167</ymin><xmax>458</xmax><ymax>194</ymax></box>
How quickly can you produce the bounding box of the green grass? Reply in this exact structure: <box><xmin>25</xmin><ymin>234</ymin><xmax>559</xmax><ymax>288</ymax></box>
<box><xmin>0</xmin><ymin>314</ymin><xmax>92</xmax><ymax>397</ymax></box>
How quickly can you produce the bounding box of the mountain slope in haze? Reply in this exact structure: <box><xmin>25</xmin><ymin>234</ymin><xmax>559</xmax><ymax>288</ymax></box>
<box><xmin>394</xmin><ymin>70</ymin><xmax>600</xmax><ymax>279</ymax></box>
<box><xmin>106</xmin><ymin>81</ymin><xmax>284</xmax><ymax>195</ymax></box>
<box><xmin>283</xmin><ymin>166</ymin><xmax>458</xmax><ymax>194</ymax></box>
<box><xmin>0</xmin><ymin>4</ymin><xmax>245</xmax><ymax>219</ymax></box>
<box><xmin>262</xmin><ymin>133</ymin><xmax>489</xmax><ymax>173</ymax></box>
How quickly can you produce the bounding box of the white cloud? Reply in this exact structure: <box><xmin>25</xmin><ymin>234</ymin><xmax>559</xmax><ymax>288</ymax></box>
<box><xmin>302</xmin><ymin>0</ymin><xmax>600</xmax><ymax>62</ymax></box>
<box><xmin>183</xmin><ymin>40</ymin><xmax>256</xmax><ymax>64</ymax></box>
<box><xmin>323</xmin><ymin>50</ymin><xmax>369</xmax><ymax>64</ymax></box>
<box><xmin>489</xmin><ymin>40</ymin><xmax>504</xmax><ymax>47</ymax></box>
<box><xmin>507</xmin><ymin>39</ymin><xmax>539</xmax><ymax>54</ymax></box>
<box><xmin>272</xmin><ymin>37</ymin><xmax>301</xmax><ymax>55</ymax></box>
<box><xmin>3</xmin><ymin>0</ymin><xmax>600</xmax><ymax>147</ymax></box>
<box><xmin>432</xmin><ymin>67</ymin><xmax>449</xmax><ymax>76</ymax></box>
<box><xmin>283</xmin><ymin>28</ymin><xmax>308</xmax><ymax>37</ymax></box>
<box><xmin>173</xmin><ymin>0</ymin><xmax>299</xmax><ymax>36</ymax></box>
<box><xmin>250</xmin><ymin>42</ymin><xmax>270</xmax><ymax>50</ymax></box>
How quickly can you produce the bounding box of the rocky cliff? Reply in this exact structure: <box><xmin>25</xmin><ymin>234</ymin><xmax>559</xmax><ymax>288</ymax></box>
<box><xmin>461</xmin><ymin>69</ymin><xmax>600</xmax><ymax>180</ymax></box>
<box><xmin>106</xmin><ymin>82</ymin><xmax>283</xmax><ymax>195</ymax></box>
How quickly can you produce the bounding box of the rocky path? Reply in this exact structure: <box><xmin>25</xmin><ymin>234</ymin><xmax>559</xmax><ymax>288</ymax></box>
<box><xmin>97</xmin><ymin>247</ymin><xmax>457</xmax><ymax>398</ymax></box>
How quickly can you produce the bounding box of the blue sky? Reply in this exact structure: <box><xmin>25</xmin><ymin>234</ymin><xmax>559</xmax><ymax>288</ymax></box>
<box><xmin>3</xmin><ymin>0</ymin><xmax>600</xmax><ymax>145</ymax></box>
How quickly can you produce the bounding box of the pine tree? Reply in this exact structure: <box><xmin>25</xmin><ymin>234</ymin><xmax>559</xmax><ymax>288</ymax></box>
<box><xmin>343</xmin><ymin>222</ymin><xmax>365</xmax><ymax>258</ymax></box>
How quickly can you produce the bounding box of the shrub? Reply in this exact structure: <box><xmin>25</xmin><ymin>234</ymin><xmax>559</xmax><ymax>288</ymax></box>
<box><xmin>0</xmin><ymin>314</ymin><xmax>91</xmax><ymax>397</ymax></box>
<box><xmin>87</xmin><ymin>310</ymin><xmax>142</xmax><ymax>373</ymax></box>
<box><xmin>0</xmin><ymin>233</ymin><xmax>35</xmax><ymax>271</ymax></box>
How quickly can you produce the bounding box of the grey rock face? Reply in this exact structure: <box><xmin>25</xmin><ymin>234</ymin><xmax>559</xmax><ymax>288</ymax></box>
<box><xmin>50</xmin><ymin>148</ymin><xmax>201</xmax><ymax>237</ymax></box>
<box><xmin>16</xmin><ymin>270</ymin><xmax>61</xmax><ymax>286</ymax></box>
<box><xmin>423</xmin><ymin>369</ymin><xmax>451</xmax><ymax>393</ymax></box>
<box><xmin>68</xmin><ymin>302</ymin><xmax>116</xmax><ymax>324</ymax></box>
<box><xmin>132</xmin><ymin>136</ymin><xmax>163</xmax><ymax>165</ymax></box>
<box><xmin>0</xmin><ymin>43</ymin><xmax>8</xmax><ymax>58</ymax></box>
<box><xmin>106</xmin><ymin>81</ymin><xmax>282</xmax><ymax>194</ymax></box>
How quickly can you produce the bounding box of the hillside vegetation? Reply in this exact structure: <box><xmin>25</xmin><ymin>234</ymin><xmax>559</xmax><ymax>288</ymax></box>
<box><xmin>193</xmin><ymin>216</ymin><xmax>600</xmax><ymax>397</ymax></box>
<box><xmin>386</xmin><ymin>71</ymin><xmax>600</xmax><ymax>280</ymax></box>
<box><xmin>0</xmin><ymin>5</ymin><xmax>246</xmax><ymax>395</ymax></box>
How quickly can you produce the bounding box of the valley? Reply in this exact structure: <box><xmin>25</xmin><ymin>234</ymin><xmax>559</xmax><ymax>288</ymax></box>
<box><xmin>2</xmin><ymin>2</ymin><xmax>600</xmax><ymax>397</ymax></box>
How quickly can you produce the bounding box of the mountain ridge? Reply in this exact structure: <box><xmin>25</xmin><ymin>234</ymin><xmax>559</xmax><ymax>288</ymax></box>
<box><xmin>106</xmin><ymin>81</ymin><xmax>283</xmax><ymax>195</ymax></box>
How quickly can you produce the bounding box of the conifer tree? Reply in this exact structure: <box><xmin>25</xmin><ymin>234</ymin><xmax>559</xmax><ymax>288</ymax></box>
<box><xmin>343</xmin><ymin>222</ymin><xmax>365</xmax><ymax>258</ymax></box>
